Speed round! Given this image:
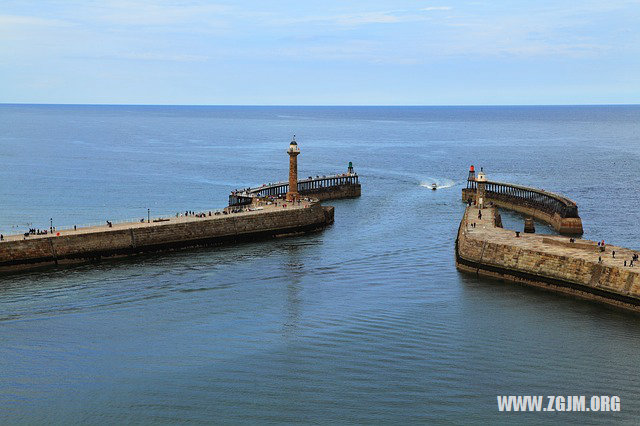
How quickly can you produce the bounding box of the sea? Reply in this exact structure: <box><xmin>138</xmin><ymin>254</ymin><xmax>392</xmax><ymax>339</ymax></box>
<box><xmin>0</xmin><ymin>104</ymin><xmax>639</xmax><ymax>424</ymax></box>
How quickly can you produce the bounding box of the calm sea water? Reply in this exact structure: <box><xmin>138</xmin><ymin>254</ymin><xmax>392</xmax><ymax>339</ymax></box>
<box><xmin>1</xmin><ymin>105</ymin><xmax>639</xmax><ymax>424</ymax></box>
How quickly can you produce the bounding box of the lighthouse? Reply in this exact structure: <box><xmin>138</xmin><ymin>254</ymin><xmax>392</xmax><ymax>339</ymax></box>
<box><xmin>467</xmin><ymin>165</ymin><xmax>476</xmax><ymax>186</ymax></box>
<box><xmin>476</xmin><ymin>167</ymin><xmax>487</xmax><ymax>209</ymax></box>
<box><xmin>286</xmin><ymin>136</ymin><xmax>300</xmax><ymax>201</ymax></box>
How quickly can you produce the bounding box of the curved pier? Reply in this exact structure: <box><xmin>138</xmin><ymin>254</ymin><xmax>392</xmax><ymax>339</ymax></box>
<box><xmin>456</xmin><ymin>205</ymin><xmax>640</xmax><ymax>312</ymax></box>
<box><xmin>461</xmin><ymin>169</ymin><xmax>583</xmax><ymax>235</ymax></box>
<box><xmin>230</xmin><ymin>173</ymin><xmax>360</xmax><ymax>206</ymax></box>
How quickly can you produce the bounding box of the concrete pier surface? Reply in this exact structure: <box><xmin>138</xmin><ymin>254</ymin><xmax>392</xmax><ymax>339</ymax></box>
<box><xmin>456</xmin><ymin>205</ymin><xmax>640</xmax><ymax>312</ymax></box>
<box><xmin>2</xmin><ymin>199</ymin><xmax>312</xmax><ymax>242</ymax></box>
<box><xmin>0</xmin><ymin>199</ymin><xmax>334</xmax><ymax>275</ymax></box>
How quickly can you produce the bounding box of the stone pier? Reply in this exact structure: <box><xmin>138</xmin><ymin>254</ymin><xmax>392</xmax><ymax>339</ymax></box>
<box><xmin>0</xmin><ymin>200</ymin><xmax>334</xmax><ymax>275</ymax></box>
<box><xmin>456</xmin><ymin>205</ymin><xmax>640</xmax><ymax>312</ymax></box>
<box><xmin>462</xmin><ymin>167</ymin><xmax>583</xmax><ymax>235</ymax></box>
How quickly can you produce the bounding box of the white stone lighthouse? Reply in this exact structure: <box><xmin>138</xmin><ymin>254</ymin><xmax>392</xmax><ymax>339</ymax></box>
<box><xmin>476</xmin><ymin>168</ymin><xmax>487</xmax><ymax>208</ymax></box>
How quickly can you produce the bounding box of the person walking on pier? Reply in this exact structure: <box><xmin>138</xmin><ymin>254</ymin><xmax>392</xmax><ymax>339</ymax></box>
<box><xmin>612</xmin><ymin>250</ymin><xmax>616</xmax><ymax>258</ymax></box>
<box><xmin>478</xmin><ymin>210</ymin><xmax>482</xmax><ymax>220</ymax></box>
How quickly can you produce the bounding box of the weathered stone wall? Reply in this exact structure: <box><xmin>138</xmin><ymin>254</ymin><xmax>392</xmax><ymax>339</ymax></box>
<box><xmin>462</xmin><ymin>188</ymin><xmax>583</xmax><ymax>235</ymax></box>
<box><xmin>302</xmin><ymin>184</ymin><xmax>361</xmax><ymax>201</ymax></box>
<box><xmin>456</xmin><ymin>207</ymin><xmax>640</xmax><ymax>311</ymax></box>
<box><xmin>0</xmin><ymin>203</ymin><xmax>333</xmax><ymax>274</ymax></box>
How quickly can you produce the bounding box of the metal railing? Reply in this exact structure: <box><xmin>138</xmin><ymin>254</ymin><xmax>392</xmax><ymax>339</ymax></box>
<box><xmin>230</xmin><ymin>173</ymin><xmax>359</xmax><ymax>206</ymax></box>
<box><xmin>466</xmin><ymin>179</ymin><xmax>579</xmax><ymax>218</ymax></box>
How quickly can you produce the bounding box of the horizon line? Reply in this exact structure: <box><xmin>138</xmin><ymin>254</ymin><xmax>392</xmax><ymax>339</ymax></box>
<box><xmin>1</xmin><ymin>102</ymin><xmax>640</xmax><ymax>108</ymax></box>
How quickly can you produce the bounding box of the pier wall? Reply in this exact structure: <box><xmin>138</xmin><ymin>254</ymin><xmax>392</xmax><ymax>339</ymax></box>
<box><xmin>301</xmin><ymin>183</ymin><xmax>361</xmax><ymax>201</ymax></box>
<box><xmin>0</xmin><ymin>203</ymin><xmax>334</xmax><ymax>274</ymax></box>
<box><xmin>461</xmin><ymin>188</ymin><xmax>583</xmax><ymax>234</ymax></box>
<box><xmin>456</xmin><ymin>206</ymin><xmax>640</xmax><ymax>312</ymax></box>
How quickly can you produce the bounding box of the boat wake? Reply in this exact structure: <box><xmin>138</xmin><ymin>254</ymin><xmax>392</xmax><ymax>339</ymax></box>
<box><xmin>420</xmin><ymin>178</ymin><xmax>456</xmax><ymax>190</ymax></box>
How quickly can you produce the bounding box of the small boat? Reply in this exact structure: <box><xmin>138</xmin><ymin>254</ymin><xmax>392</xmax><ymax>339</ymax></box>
<box><xmin>431</xmin><ymin>183</ymin><xmax>437</xmax><ymax>190</ymax></box>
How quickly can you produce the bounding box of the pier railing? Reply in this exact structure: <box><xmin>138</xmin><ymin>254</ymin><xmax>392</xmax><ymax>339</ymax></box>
<box><xmin>229</xmin><ymin>173</ymin><xmax>359</xmax><ymax>206</ymax></box>
<box><xmin>466</xmin><ymin>179</ymin><xmax>579</xmax><ymax>218</ymax></box>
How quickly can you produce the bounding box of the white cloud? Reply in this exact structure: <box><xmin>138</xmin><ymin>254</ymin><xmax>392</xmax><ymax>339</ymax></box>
<box><xmin>0</xmin><ymin>14</ymin><xmax>72</xmax><ymax>27</ymax></box>
<box><xmin>421</xmin><ymin>7</ymin><xmax>453</xmax><ymax>11</ymax></box>
<box><xmin>275</xmin><ymin>10</ymin><xmax>433</xmax><ymax>27</ymax></box>
<box><xmin>85</xmin><ymin>1</ymin><xmax>232</xmax><ymax>26</ymax></box>
<box><xmin>117</xmin><ymin>52</ymin><xmax>209</xmax><ymax>62</ymax></box>
<box><xmin>269</xmin><ymin>5</ymin><xmax>455</xmax><ymax>28</ymax></box>
<box><xmin>331</xmin><ymin>11</ymin><xmax>403</xmax><ymax>25</ymax></box>
<box><xmin>418</xmin><ymin>2</ymin><xmax>640</xmax><ymax>58</ymax></box>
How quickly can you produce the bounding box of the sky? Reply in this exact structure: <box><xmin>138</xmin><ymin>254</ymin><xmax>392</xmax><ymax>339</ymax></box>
<box><xmin>1</xmin><ymin>0</ymin><xmax>639</xmax><ymax>105</ymax></box>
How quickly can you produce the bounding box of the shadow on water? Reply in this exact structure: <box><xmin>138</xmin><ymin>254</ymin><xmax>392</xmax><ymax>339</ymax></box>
<box><xmin>457</xmin><ymin>266</ymin><xmax>640</xmax><ymax>319</ymax></box>
<box><xmin>0</xmin><ymin>225</ymin><xmax>327</xmax><ymax>290</ymax></box>
<box><xmin>282</xmin><ymin>244</ymin><xmax>305</xmax><ymax>337</ymax></box>
<box><xmin>0</xmin><ymin>230</ymin><xmax>328</xmax><ymax>326</ymax></box>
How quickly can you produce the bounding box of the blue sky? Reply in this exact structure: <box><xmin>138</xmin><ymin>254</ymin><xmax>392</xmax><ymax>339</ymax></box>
<box><xmin>1</xmin><ymin>0</ymin><xmax>639</xmax><ymax>105</ymax></box>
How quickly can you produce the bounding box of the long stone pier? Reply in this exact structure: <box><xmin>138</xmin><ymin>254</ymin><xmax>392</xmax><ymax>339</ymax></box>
<box><xmin>456</xmin><ymin>205</ymin><xmax>640</xmax><ymax>312</ymax></box>
<box><xmin>0</xmin><ymin>138</ymin><xmax>353</xmax><ymax>276</ymax></box>
<box><xmin>462</xmin><ymin>173</ymin><xmax>583</xmax><ymax>235</ymax></box>
<box><xmin>0</xmin><ymin>200</ymin><xmax>334</xmax><ymax>275</ymax></box>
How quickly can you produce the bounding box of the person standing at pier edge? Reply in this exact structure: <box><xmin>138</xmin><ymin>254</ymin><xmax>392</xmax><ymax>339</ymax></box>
<box><xmin>286</xmin><ymin>136</ymin><xmax>300</xmax><ymax>202</ymax></box>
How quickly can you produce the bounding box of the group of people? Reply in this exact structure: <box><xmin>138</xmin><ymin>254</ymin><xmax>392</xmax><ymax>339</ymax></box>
<box><xmin>23</xmin><ymin>228</ymin><xmax>51</xmax><ymax>237</ymax></box>
<box><xmin>231</xmin><ymin>188</ymin><xmax>253</xmax><ymax>198</ymax></box>
<box><xmin>624</xmin><ymin>253</ymin><xmax>639</xmax><ymax>267</ymax></box>
<box><xmin>598</xmin><ymin>242</ymin><xmax>639</xmax><ymax>267</ymax></box>
<box><xmin>176</xmin><ymin>210</ymin><xmax>220</xmax><ymax>218</ymax></box>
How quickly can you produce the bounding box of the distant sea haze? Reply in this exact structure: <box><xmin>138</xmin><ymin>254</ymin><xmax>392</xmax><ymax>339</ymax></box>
<box><xmin>0</xmin><ymin>104</ymin><xmax>639</xmax><ymax>424</ymax></box>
